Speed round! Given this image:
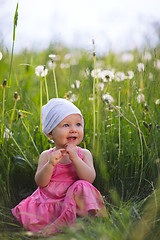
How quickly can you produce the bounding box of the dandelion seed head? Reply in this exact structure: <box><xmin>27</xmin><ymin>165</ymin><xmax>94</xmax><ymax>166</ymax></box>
<box><xmin>100</xmin><ymin>70</ymin><xmax>114</xmax><ymax>82</ymax></box>
<box><xmin>4</xmin><ymin>128</ymin><xmax>12</xmax><ymax>140</ymax></box>
<box><xmin>98</xmin><ymin>82</ymin><xmax>104</xmax><ymax>91</ymax></box>
<box><xmin>71</xmin><ymin>84</ymin><xmax>75</xmax><ymax>88</ymax></box>
<box><xmin>115</xmin><ymin>72</ymin><xmax>125</xmax><ymax>81</ymax></box>
<box><xmin>91</xmin><ymin>68</ymin><xmax>101</xmax><ymax>78</ymax></box>
<box><xmin>75</xmin><ymin>80</ymin><xmax>80</xmax><ymax>88</ymax></box>
<box><xmin>137</xmin><ymin>93</ymin><xmax>145</xmax><ymax>103</ymax></box>
<box><xmin>35</xmin><ymin>65</ymin><xmax>48</xmax><ymax>77</ymax></box>
<box><xmin>102</xmin><ymin>93</ymin><xmax>114</xmax><ymax>103</ymax></box>
<box><xmin>154</xmin><ymin>59</ymin><xmax>160</xmax><ymax>69</ymax></box>
<box><xmin>137</xmin><ymin>63</ymin><xmax>145</xmax><ymax>72</ymax></box>
<box><xmin>49</xmin><ymin>54</ymin><xmax>60</xmax><ymax>62</ymax></box>
<box><xmin>155</xmin><ymin>99</ymin><xmax>160</xmax><ymax>104</ymax></box>
<box><xmin>89</xmin><ymin>97</ymin><xmax>94</xmax><ymax>101</ymax></box>
<box><xmin>0</xmin><ymin>51</ymin><xmax>2</xmax><ymax>60</ymax></box>
<box><xmin>69</xmin><ymin>94</ymin><xmax>78</xmax><ymax>102</ymax></box>
<box><xmin>126</xmin><ymin>71</ymin><xmax>134</xmax><ymax>79</ymax></box>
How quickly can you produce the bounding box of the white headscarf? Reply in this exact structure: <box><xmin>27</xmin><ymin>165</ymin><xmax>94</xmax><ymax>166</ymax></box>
<box><xmin>42</xmin><ymin>98</ymin><xmax>84</xmax><ymax>135</ymax></box>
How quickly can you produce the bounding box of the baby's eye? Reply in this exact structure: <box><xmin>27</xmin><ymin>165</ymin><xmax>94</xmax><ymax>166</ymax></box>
<box><xmin>76</xmin><ymin>123</ymin><xmax>81</xmax><ymax>127</ymax></box>
<box><xmin>63</xmin><ymin>124</ymin><xmax>69</xmax><ymax>127</ymax></box>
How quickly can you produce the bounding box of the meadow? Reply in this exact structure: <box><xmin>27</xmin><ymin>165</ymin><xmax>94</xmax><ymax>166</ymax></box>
<box><xmin>0</xmin><ymin>5</ymin><xmax>160</xmax><ymax>239</ymax></box>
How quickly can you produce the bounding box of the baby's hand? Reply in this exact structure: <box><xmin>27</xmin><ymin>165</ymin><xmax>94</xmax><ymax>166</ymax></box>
<box><xmin>48</xmin><ymin>148</ymin><xmax>66</xmax><ymax>166</ymax></box>
<box><xmin>65</xmin><ymin>145</ymin><xmax>78</xmax><ymax>161</ymax></box>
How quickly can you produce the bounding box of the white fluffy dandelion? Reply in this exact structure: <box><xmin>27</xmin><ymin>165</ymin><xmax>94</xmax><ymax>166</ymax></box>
<box><xmin>126</xmin><ymin>71</ymin><xmax>134</xmax><ymax>79</ymax></box>
<box><xmin>91</xmin><ymin>68</ymin><xmax>101</xmax><ymax>78</ymax></box>
<box><xmin>115</xmin><ymin>72</ymin><xmax>125</xmax><ymax>82</ymax></box>
<box><xmin>155</xmin><ymin>99</ymin><xmax>160</xmax><ymax>104</ymax></box>
<box><xmin>137</xmin><ymin>63</ymin><xmax>144</xmax><ymax>72</ymax></box>
<box><xmin>154</xmin><ymin>59</ymin><xmax>160</xmax><ymax>70</ymax></box>
<box><xmin>102</xmin><ymin>93</ymin><xmax>114</xmax><ymax>103</ymax></box>
<box><xmin>3</xmin><ymin>128</ymin><xmax>12</xmax><ymax>140</ymax></box>
<box><xmin>71</xmin><ymin>84</ymin><xmax>75</xmax><ymax>88</ymax></box>
<box><xmin>35</xmin><ymin>65</ymin><xmax>48</xmax><ymax>77</ymax></box>
<box><xmin>98</xmin><ymin>82</ymin><xmax>104</xmax><ymax>91</ymax></box>
<box><xmin>137</xmin><ymin>93</ymin><xmax>145</xmax><ymax>103</ymax></box>
<box><xmin>49</xmin><ymin>54</ymin><xmax>60</xmax><ymax>61</ymax></box>
<box><xmin>99</xmin><ymin>70</ymin><xmax>114</xmax><ymax>82</ymax></box>
<box><xmin>0</xmin><ymin>51</ymin><xmax>2</xmax><ymax>60</ymax></box>
<box><xmin>69</xmin><ymin>94</ymin><xmax>78</xmax><ymax>102</ymax></box>
<box><xmin>75</xmin><ymin>80</ymin><xmax>80</xmax><ymax>88</ymax></box>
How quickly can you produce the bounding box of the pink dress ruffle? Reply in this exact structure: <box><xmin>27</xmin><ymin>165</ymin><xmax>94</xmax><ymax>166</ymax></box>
<box><xmin>12</xmin><ymin>147</ymin><xmax>107</xmax><ymax>234</ymax></box>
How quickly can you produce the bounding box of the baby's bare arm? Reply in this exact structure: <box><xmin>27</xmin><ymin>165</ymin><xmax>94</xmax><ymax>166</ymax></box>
<box><xmin>65</xmin><ymin>146</ymin><xmax>96</xmax><ymax>183</ymax></box>
<box><xmin>35</xmin><ymin>149</ymin><xmax>66</xmax><ymax>187</ymax></box>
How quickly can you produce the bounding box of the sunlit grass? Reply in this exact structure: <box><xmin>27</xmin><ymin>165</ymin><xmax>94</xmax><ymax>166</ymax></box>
<box><xmin>0</xmin><ymin>25</ymin><xmax>160</xmax><ymax>239</ymax></box>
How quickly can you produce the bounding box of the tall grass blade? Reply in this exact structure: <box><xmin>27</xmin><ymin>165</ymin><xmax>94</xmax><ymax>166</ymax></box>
<box><xmin>9</xmin><ymin>2</ymin><xmax>18</xmax><ymax>86</ymax></box>
<box><xmin>10</xmin><ymin>133</ymin><xmax>34</xmax><ymax>169</ymax></box>
<box><xmin>52</xmin><ymin>62</ymin><xmax>58</xmax><ymax>98</ymax></box>
<box><xmin>129</xmin><ymin>103</ymin><xmax>143</xmax><ymax>194</ymax></box>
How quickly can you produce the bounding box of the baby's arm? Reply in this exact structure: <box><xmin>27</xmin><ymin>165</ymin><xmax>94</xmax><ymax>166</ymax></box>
<box><xmin>35</xmin><ymin>148</ymin><xmax>66</xmax><ymax>187</ymax></box>
<box><xmin>65</xmin><ymin>146</ymin><xmax>96</xmax><ymax>183</ymax></box>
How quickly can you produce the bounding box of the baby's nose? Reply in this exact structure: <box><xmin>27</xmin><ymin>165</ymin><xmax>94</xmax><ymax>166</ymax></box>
<box><xmin>70</xmin><ymin>125</ymin><xmax>77</xmax><ymax>132</ymax></box>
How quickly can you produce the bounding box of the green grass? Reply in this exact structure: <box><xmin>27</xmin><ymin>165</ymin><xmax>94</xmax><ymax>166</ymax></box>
<box><xmin>0</xmin><ymin>18</ymin><xmax>160</xmax><ymax>238</ymax></box>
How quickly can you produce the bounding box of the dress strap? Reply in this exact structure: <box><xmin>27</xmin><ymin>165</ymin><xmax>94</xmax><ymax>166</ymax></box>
<box><xmin>78</xmin><ymin>147</ymin><xmax>83</xmax><ymax>159</ymax></box>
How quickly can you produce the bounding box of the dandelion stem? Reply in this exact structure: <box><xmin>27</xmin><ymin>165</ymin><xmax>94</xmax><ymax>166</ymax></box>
<box><xmin>40</xmin><ymin>76</ymin><xmax>43</xmax><ymax>132</ymax></box>
<box><xmin>129</xmin><ymin>104</ymin><xmax>143</xmax><ymax>194</ymax></box>
<box><xmin>92</xmin><ymin>40</ymin><xmax>96</xmax><ymax>147</ymax></box>
<box><xmin>10</xmin><ymin>134</ymin><xmax>33</xmax><ymax>169</ymax></box>
<box><xmin>108</xmin><ymin>102</ymin><xmax>149</xmax><ymax>153</ymax></box>
<box><xmin>52</xmin><ymin>62</ymin><xmax>58</xmax><ymax>98</ymax></box>
<box><xmin>44</xmin><ymin>75</ymin><xmax>49</xmax><ymax>102</ymax></box>
<box><xmin>10</xmin><ymin>100</ymin><xmax>17</xmax><ymax>130</ymax></box>
<box><xmin>1</xmin><ymin>87</ymin><xmax>6</xmax><ymax>144</ymax></box>
<box><xmin>21</xmin><ymin>119</ymin><xmax>40</xmax><ymax>156</ymax></box>
<box><xmin>118</xmin><ymin>88</ymin><xmax>121</xmax><ymax>159</ymax></box>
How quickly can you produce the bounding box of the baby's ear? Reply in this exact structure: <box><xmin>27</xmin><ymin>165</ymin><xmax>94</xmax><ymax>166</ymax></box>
<box><xmin>47</xmin><ymin>131</ymin><xmax>53</xmax><ymax>139</ymax></box>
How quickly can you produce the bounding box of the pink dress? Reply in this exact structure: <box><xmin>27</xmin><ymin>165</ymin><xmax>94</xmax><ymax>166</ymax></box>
<box><xmin>12</xmin><ymin>147</ymin><xmax>107</xmax><ymax>235</ymax></box>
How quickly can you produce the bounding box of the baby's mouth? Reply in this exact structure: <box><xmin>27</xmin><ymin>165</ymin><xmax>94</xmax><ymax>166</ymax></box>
<box><xmin>67</xmin><ymin>137</ymin><xmax>77</xmax><ymax>141</ymax></box>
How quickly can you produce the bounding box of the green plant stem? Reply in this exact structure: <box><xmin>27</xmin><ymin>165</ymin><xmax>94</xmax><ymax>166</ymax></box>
<box><xmin>108</xmin><ymin>102</ymin><xmax>149</xmax><ymax>153</ymax></box>
<box><xmin>9</xmin><ymin>2</ymin><xmax>18</xmax><ymax>86</ymax></box>
<box><xmin>21</xmin><ymin>119</ymin><xmax>40</xmax><ymax>156</ymax></box>
<box><xmin>92</xmin><ymin>42</ymin><xmax>96</xmax><ymax>147</ymax></box>
<box><xmin>1</xmin><ymin>87</ymin><xmax>6</xmax><ymax>144</ymax></box>
<box><xmin>93</xmin><ymin>71</ymin><xmax>96</xmax><ymax>147</ymax></box>
<box><xmin>129</xmin><ymin>104</ymin><xmax>143</xmax><ymax>194</ymax></box>
<box><xmin>10</xmin><ymin>100</ymin><xmax>17</xmax><ymax>130</ymax></box>
<box><xmin>9</xmin><ymin>41</ymin><xmax>14</xmax><ymax>86</ymax></box>
<box><xmin>118</xmin><ymin>88</ymin><xmax>121</xmax><ymax>159</ymax></box>
<box><xmin>44</xmin><ymin>75</ymin><xmax>49</xmax><ymax>102</ymax></box>
<box><xmin>40</xmin><ymin>76</ymin><xmax>43</xmax><ymax>132</ymax></box>
<box><xmin>10</xmin><ymin>134</ymin><xmax>33</xmax><ymax>169</ymax></box>
<box><xmin>52</xmin><ymin>62</ymin><xmax>58</xmax><ymax>98</ymax></box>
